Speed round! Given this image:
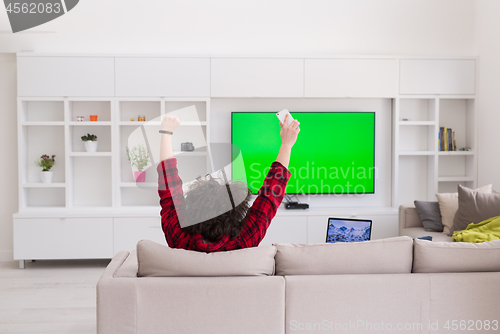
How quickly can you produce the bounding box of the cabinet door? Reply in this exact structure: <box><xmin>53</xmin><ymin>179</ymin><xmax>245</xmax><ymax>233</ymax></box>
<box><xmin>115</xmin><ymin>58</ymin><xmax>210</xmax><ymax>97</ymax></box>
<box><xmin>17</xmin><ymin>56</ymin><xmax>114</xmax><ymax>96</ymax></box>
<box><xmin>305</xmin><ymin>59</ymin><xmax>398</xmax><ymax>97</ymax></box>
<box><xmin>260</xmin><ymin>216</ymin><xmax>307</xmax><ymax>246</ymax></box>
<box><xmin>211</xmin><ymin>58</ymin><xmax>304</xmax><ymax>97</ymax></box>
<box><xmin>400</xmin><ymin>59</ymin><xmax>476</xmax><ymax>95</ymax></box>
<box><xmin>13</xmin><ymin>218</ymin><xmax>113</xmax><ymax>259</ymax></box>
<box><xmin>114</xmin><ymin>217</ymin><xmax>167</xmax><ymax>254</ymax></box>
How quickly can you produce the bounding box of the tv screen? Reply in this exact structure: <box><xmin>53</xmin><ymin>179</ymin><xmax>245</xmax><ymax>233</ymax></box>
<box><xmin>231</xmin><ymin>112</ymin><xmax>375</xmax><ymax>194</ymax></box>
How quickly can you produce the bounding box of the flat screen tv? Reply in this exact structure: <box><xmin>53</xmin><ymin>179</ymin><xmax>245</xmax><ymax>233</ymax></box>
<box><xmin>231</xmin><ymin>112</ymin><xmax>375</xmax><ymax>194</ymax></box>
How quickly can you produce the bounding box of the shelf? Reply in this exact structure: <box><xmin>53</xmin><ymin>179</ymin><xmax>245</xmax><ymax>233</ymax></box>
<box><xmin>398</xmin><ymin>151</ymin><xmax>435</xmax><ymax>156</ymax></box>
<box><xmin>21</xmin><ymin>121</ymin><xmax>65</xmax><ymax>126</ymax></box>
<box><xmin>117</xmin><ymin>121</ymin><xmax>207</xmax><ymax>126</ymax></box>
<box><xmin>438</xmin><ymin>176</ymin><xmax>475</xmax><ymax>182</ymax></box>
<box><xmin>173</xmin><ymin>150</ymin><xmax>207</xmax><ymax>156</ymax></box>
<box><xmin>178</xmin><ymin>121</ymin><xmax>207</xmax><ymax>126</ymax></box>
<box><xmin>399</xmin><ymin>121</ymin><xmax>435</xmax><ymax>126</ymax></box>
<box><xmin>120</xmin><ymin>182</ymin><xmax>157</xmax><ymax>188</ymax></box>
<box><xmin>438</xmin><ymin>151</ymin><xmax>474</xmax><ymax>156</ymax></box>
<box><xmin>69</xmin><ymin>152</ymin><xmax>112</xmax><ymax>157</ymax></box>
<box><xmin>68</xmin><ymin>121</ymin><xmax>112</xmax><ymax>126</ymax></box>
<box><xmin>22</xmin><ymin>182</ymin><xmax>66</xmax><ymax>188</ymax></box>
<box><xmin>118</xmin><ymin>121</ymin><xmax>161</xmax><ymax>126</ymax></box>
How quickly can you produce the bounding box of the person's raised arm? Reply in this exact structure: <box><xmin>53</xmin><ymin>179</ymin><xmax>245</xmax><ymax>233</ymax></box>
<box><xmin>276</xmin><ymin>114</ymin><xmax>300</xmax><ymax>168</ymax></box>
<box><xmin>160</xmin><ymin>115</ymin><xmax>181</xmax><ymax>161</ymax></box>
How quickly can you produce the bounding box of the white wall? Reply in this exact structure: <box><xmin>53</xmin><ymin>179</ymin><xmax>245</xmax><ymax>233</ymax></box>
<box><xmin>0</xmin><ymin>54</ymin><xmax>17</xmax><ymax>261</ymax></box>
<box><xmin>0</xmin><ymin>0</ymin><xmax>480</xmax><ymax>259</ymax></box>
<box><xmin>475</xmin><ymin>0</ymin><xmax>500</xmax><ymax>190</ymax></box>
<box><xmin>0</xmin><ymin>0</ymin><xmax>475</xmax><ymax>56</ymax></box>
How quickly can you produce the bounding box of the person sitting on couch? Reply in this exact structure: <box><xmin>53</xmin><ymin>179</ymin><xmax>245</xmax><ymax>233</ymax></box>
<box><xmin>157</xmin><ymin>114</ymin><xmax>300</xmax><ymax>252</ymax></box>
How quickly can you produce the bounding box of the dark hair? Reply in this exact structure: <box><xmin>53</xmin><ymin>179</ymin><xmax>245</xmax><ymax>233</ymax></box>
<box><xmin>180</xmin><ymin>174</ymin><xmax>252</xmax><ymax>243</ymax></box>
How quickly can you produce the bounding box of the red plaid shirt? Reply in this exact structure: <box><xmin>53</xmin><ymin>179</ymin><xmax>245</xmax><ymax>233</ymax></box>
<box><xmin>157</xmin><ymin>158</ymin><xmax>290</xmax><ymax>252</ymax></box>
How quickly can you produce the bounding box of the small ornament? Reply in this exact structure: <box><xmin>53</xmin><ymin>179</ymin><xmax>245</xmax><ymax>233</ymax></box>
<box><xmin>130</xmin><ymin>118</ymin><xmax>134</xmax><ymax>121</ymax></box>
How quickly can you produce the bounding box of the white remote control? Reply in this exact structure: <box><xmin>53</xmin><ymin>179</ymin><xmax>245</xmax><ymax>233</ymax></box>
<box><xmin>276</xmin><ymin>109</ymin><xmax>294</xmax><ymax>125</ymax></box>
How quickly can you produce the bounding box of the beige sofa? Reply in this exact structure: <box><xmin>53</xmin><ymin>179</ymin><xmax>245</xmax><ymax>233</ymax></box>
<box><xmin>399</xmin><ymin>204</ymin><xmax>452</xmax><ymax>241</ymax></box>
<box><xmin>97</xmin><ymin>237</ymin><xmax>500</xmax><ymax>334</ymax></box>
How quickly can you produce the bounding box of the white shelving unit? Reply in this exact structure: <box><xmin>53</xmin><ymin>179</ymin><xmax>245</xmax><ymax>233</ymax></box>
<box><xmin>394</xmin><ymin>96</ymin><xmax>477</xmax><ymax>205</ymax></box>
<box><xmin>17</xmin><ymin>97</ymin><xmax>211</xmax><ymax>210</ymax></box>
<box><xmin>14</xmin><ymin>54</ymin><xmax>477</xmax><ymax>266</ymax></box>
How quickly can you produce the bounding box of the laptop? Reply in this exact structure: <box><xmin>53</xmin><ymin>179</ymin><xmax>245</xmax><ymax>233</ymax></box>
<box><xmin>326</xmin><ymin>217</ymin><xmax>372</xmax><ymax>243</ymax></box>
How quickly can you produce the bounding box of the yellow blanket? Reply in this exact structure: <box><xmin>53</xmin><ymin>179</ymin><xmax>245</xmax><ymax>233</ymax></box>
<box><xmin>452</xmin><ymin>216</ymin><xmax>500</xmax><ymax>243</ymax></box>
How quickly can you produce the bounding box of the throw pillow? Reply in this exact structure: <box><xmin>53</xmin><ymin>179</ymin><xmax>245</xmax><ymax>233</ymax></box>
<box><xmin>274</xmin><ymin>236</ymin><xmax>413</xmax><ymax>275</ymax></box>
<box><xmin>436</xmin><ymin>184</ymin><xmax>492</xmax><ymax>236</ymax></box>
<box><xmin>137</xmin><ymin>239</ymin><xmax>277</xmax><ymax>277</ymax></box>
<box><xmin>451</xmin><ymin>185</ymin><xmax>500</xmax><ymax>234</ymax></box>
<box><xmin>414</xmin><ymin>201</ymin><xmax>443</xmax><ymax>232</ymax></box>
<box><xmin>412</xmin><ymin>238</ymin><xmax>500</xmax><ymax>273</ymax></box>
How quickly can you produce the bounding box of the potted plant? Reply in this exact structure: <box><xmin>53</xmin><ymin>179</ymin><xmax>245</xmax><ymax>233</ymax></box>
<box><xmin>126</xmin><ymin>145</ymin><xmax>149</xmax><ymax>182</ymax></box>
<box><xmin>35</xmin><ymin>154</ymin><xmax>56</xmax><ymax>183</ymax></box>
<box><xmin>81</xmin><ymin>133</ymin><xmax>98</xmax><ymax>152</ymax></box>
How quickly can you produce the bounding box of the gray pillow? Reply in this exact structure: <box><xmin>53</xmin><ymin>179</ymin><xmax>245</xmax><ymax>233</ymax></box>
<box><xmin>451</xmin><ymin>184</ymin><xmax>500</xmax><ymax>234</ymax></box>
<box><xmin>414</xmin><ymin>201</ymin><xmax>443</xmax><ymax>232</ymax></box>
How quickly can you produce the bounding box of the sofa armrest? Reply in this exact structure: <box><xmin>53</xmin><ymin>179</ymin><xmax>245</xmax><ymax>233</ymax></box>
<box><xmin>97</xmin><ymin>251</ymin><xmax>137</xmax><ymax>334</ymax></box>
<box><xmin>399</xmin><ymin>204</ymin><xmax>423</xmax><ymax>235</ymax></box>
<box><xmin>100</xmin><ymin>250</ymin><xmax>130</xmax><ymax>279</ymax></box>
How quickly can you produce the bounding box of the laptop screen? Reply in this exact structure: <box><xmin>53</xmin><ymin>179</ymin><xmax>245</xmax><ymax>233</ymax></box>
<box><xmin>326</xmin><ymin>218</ymin><xmax>372</xmax><ymax>243</ymax></box>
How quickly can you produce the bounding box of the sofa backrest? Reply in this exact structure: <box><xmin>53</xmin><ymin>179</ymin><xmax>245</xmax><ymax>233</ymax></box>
<box><xmin>274</xmin><ymin>236</ymin><xmax>413</xmax><ymax>275</ymax></box>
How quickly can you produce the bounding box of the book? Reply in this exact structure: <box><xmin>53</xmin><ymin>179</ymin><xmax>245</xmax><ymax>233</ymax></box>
<box><xmin>448</xmin><ymin>128</ymin><xmax>453</xmax><ymax>151</ymax></box>
<box><xmin>440</xmin><ymin>127</ymin><xmax>445</xmax><ymax>151</ymax></box>
<box><xmin>438</xmin><ymin>129</ymin><xmax>441</xmax><ymax>151</ymax></box>
<box><xmin>452</xmin><ymin>131</ymin><xmax>456</xmax><ymax>151</ymax></box>
<box><xmin>444</xmin><ymin>127</ymin><xmax>448</xmax><ymax>151</ymax></box>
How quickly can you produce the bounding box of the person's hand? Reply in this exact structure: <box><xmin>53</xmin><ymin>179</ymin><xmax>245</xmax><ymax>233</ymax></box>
<box><xmin>279</xmin><ymin>114</ymin><xmax>300</xmax><ymax>149</ymax></box>
<box><xmin>161</xmin><ymin>115</ymin><xmax>181</xmax><ymax>132</ymax></box>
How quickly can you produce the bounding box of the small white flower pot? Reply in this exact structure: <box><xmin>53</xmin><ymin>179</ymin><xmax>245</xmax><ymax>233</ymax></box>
<box><xmin>40</xmin><ymin>171</ymin><xmax>53</xmax><ymax>183</ymax></box>
<box><xmin>84</xmin><ymin>140</ymin><xmax>98</xmax><ymax>153</ymax></box>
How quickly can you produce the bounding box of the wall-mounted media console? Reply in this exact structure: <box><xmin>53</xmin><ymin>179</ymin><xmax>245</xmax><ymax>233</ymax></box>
<box><xmin>13</xmin><ymin>54</ymin><xmax>477</xmax><ymax>267</ymax></box>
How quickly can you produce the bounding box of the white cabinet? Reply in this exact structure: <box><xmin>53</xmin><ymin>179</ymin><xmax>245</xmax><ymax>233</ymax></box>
<box><xmin>260</xmin><ymin>216</ymin><xmax>307</xmax><ymax>245</ymax></box>
<box><xmin>17</xmin><ymin>56</ymin><xmax>114</xmax><ymax>96</ymax></box>
<box><xmin>114</xmin><ymin>217</ymin><xmax>166</xmax><ymax>254</ymax></box>
<box><xmin>211</xmin><ymin>58</ymin><xmax>304</xmax><ymax>97</ymax></box>
<box><xmin>13</xmin><ymin>218</ymin><xmax>113</xmax><ymax>259</ymax></box>
<box><xmin>115</xmin><ymin>58</ymin><xmax>210</xmax><ymax>97</ymax></box>
<box><xmin>400</xmin><ymin>59</ymin><xmax>476</xmax><ymax>95</ymax></box>
<box><xmin>305</xmin><ymin>59</ymin><xmax>398</xmax><ymax>97</ymax></box>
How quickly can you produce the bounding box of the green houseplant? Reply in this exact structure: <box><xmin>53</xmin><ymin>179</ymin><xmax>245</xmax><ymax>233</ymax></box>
<box><xmin>126</xmin><ymin>145</ymin><xmax>149</xmax><ymax>182</ymax></box>
<box><xmin>81</xmin><ymin>133</ymin><xmax>98</xmax><ymax>152</ymax></box>
<box><xmin>35</xmin><ymin>154</ymin><xmax>56</xmax><ymax>183</ymax></box>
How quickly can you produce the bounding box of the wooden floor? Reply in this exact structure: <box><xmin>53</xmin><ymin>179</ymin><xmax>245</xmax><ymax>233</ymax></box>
<box><xmin>0</xmin><ymin>259</ymin><xmax>110</xmax><ymax>333</ymax></box>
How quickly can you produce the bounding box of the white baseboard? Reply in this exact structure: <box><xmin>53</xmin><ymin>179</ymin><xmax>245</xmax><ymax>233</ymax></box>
<box><xmin>0</xmin><ymin>250</ymin><xmax>13</xmax><ymax>262</ymax></box>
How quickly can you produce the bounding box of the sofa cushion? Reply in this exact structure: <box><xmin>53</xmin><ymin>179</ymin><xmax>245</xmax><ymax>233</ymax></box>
<box><xmin>435</xmin><ymin>184</ymin><xmax>492</xmax><ymax>236</ymax></box>
<box><xmin>414</xmin><ymin>200</ymin><xmax>443</xmax><ymax>232</ymax></box>
<box><xmin>136</xmin><ymin>239</ymin><xmax>277</xmax><ymax>277</ymax></box>
<box><xmin>412</xmin><ymin>238</ymin><xmax>500</xmax><ymax>273</ymax></box>
<box><xmin>451</xmin><ymin>184</ymin><xmax>500</xmax><ymax>234</ymax></box>
<box><xmin>274</xmin><ymin>236</ymin><xmax>413</xmax><ymax>276</ymax></box>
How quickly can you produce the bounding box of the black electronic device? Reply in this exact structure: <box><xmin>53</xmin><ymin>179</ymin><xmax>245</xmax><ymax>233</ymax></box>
<box><xmin>285</xmin><ymin>202</ymin><xmax>309</xmax><ymax>210</ymax></box>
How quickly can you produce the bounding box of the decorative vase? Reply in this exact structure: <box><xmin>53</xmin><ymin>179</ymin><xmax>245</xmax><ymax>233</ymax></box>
<box><xmin>90</xmin><ymin>115</ymin><xmax>98</xmax><ymax>121</ymax></box>
<box><xmin>40</xmin><ymin>171</ymin><xmax>53</xmax><ymax>183</ymax></box>
<box><xmin>84</xmin><ymin>140</ymin><xmax>98</xmax><ymax>152</ymax></box>
<box><xmin>134</xmin><ymin>171</ymin><xmax>146</xmax><ymax>182</ymax></box>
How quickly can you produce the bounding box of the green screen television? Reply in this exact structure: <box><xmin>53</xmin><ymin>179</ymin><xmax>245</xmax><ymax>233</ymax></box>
<box><xmin>231</xmin><ymin>112</ymin><xmax>375</xmax><ymax>194</ymax></box>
